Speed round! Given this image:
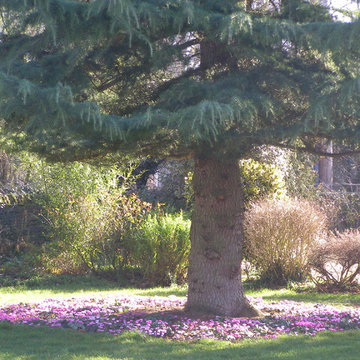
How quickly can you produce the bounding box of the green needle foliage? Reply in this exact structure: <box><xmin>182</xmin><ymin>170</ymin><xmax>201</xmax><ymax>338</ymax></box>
<box><xmin>0</xmin><ymin>0</ymin><xmax>359</xmax><ymax>160</ymax></box>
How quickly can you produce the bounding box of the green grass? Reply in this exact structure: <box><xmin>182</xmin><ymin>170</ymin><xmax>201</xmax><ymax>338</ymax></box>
<box><xmin>1</xmin><ymin>275</ymin><xmax>359</xmax><ymax>307</ymax></box>
<box><xmin>0</xmin><ymin>276</ymin><xmax>187</xmax><ymax>305</ymax></box>
<box><xmin>0</xmin><ymin>286</ymin><xmax>187</xmax><ymax>306</ymax></box>
<box><xmin>0</xmin><ymin>323</ymin><xmax>359</xmax><ymax>360</ymax></box>
<box><xmin>246</xmin><ymin>288</ymin><xmax>360</xmax><ymax>307</ymax></box>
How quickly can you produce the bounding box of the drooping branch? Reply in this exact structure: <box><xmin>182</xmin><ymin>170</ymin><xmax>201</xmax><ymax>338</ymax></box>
<box><xmin>95</xmin><ymin>65</ymin><xmax>146</xmax><ymax>92</ymax></box>
<box><xmin>274</xmin><ymin>142</ymin><xmax>360</xmax><ymax>158</ymax></box>
<box><xmin>95</xmin><ymin>39</ymin><xmax>200</xmax><ymax>92</ymax></box>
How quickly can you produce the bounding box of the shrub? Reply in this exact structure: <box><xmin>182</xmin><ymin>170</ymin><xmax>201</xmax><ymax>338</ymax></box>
<box><xmin>122</xmin><ymin>212</ymin><xmax>191</xmax><ymax>286</ymax></box>
<box><xmin>239</xmin><ymin>159</ymin><xmax>287</xmax><ymax>203</ymax></box>
<box><xmin>26</xmin><ymin>159</ymin><xmax>151</xmax><ymax>277</ymax></box>
<box><xmin>309</xmin><ymin>229</ymin><xmax>360</xmax><ymax>291</ymax></box>
<box><xmin>184</xmin><ymin>159</ymin><xmax>287</xmax><ymax>209</ymax></box>
<box><xmin>41</xmin><ymin>192</ymin><xmax>152</xmax><ymax>277</ymax></box>
<box><xmin>244</xmin><ymin>199</ymin><xmax>327</xmax><ymax>286</ymax></box>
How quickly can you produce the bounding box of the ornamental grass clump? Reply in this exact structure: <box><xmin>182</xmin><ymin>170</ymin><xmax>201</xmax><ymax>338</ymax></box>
<box><xmin>244</xmin><ymin>199</ymin><xmax>327</xmax><ymax>286</ymax></box>
<box><xmin>309</xmin><ymin>229</ymin><xmax>360</xmax><ymax>291</ymax></box>
<box><xmin>122</xmin><ymin>212</ymin><xmax>191</xmax><ymax>286</ymax></box>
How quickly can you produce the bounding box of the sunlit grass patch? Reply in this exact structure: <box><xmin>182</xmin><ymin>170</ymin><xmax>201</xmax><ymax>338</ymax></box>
<box><xmin>0</xmin><ymin>324</ymin><xmax>360</xmax><ymax>360</ymax></box>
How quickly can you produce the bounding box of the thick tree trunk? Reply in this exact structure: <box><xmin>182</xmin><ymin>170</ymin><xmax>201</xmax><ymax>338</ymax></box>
<box><xmin>186</xmin><ymin>156</ymin><xmax>259</xmax><ymax>317</ymax></box>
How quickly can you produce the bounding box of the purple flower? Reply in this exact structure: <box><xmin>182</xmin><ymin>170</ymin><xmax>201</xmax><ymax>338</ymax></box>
<box><xmin>1</xmin><ymin>295</ymin><xmax>360</xmax><ymax>341</ymax></box>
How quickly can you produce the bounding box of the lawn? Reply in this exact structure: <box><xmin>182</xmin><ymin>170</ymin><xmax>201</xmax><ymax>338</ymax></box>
<box><xmin>0</xmin><ymin>279</ymin><xmax>187</xmax><ymax>306</ymax></box>
<box><xmin>1</xmin><ymin>276</ymin><xmax>360</xmax><ymax>307</ymax></box>
<box><xmin>1</xmin><ymin>324</ymin><xmax>360</xmax><ymax>360</ymax></box>
<box><xmin>1</xmin><ymin>276</ymin><xmax>360</xmax><ymax>359</ymax></box>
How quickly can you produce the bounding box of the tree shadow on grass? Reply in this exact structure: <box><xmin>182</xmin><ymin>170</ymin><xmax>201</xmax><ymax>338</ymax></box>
<box><xmin>0</xmin><ymin>324</ymin><xmax>359</xmax><ymax>360</ymax></box>
<box><xmin>1</xmin><ymin>274</ymin><xmax>121</xmax><ymax>292</ymax></box>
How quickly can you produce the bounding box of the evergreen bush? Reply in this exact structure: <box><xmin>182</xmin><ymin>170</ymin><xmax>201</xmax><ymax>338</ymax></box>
<box><xmin>239</xmin><ymin>159</ymin><xmax>287</xmax><ymax>203</ymax></box>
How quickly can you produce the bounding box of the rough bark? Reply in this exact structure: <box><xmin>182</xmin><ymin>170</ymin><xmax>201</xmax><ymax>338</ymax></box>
<box><xmin>186</xmin><ymin>156</ymin><xmax>260</xmax><ymax>317</ymax></box>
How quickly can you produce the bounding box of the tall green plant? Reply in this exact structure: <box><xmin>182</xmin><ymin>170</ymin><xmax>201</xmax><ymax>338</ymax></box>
<box><xmin>26</xmin><ymin>158</ymin><xmax>149</xmax><ymax>277</ymax></box>
<box><xmin>123</xmin><ymin>212</ymin><xmax>191</xmax><ymax>286</ymax></box>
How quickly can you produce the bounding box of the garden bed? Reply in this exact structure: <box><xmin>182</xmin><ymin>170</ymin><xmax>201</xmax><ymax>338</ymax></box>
<box><xmin>1</xmin><ymin>295</ymin><xmax>360</xmax><ymax>341</ymax></box>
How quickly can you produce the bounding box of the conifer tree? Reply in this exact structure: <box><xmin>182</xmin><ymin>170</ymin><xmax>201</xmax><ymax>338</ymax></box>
<box><xmin>1</xmin><ymin>0</ymin><xmax>360</xmax><ymax>316</ymax></box>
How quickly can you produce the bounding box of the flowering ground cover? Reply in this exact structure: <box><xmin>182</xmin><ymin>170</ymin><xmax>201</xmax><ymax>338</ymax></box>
<box><xmin>1</xmin><ymin>295</ymin><xmax>360</xmax><ymax>342</ymax></box>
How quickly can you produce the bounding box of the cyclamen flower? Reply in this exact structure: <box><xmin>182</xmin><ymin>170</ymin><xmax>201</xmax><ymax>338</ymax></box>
<box><xmin>1</xmin><ymin>295</ymin><xmax>360</xmax><ymax>341</ymax></box>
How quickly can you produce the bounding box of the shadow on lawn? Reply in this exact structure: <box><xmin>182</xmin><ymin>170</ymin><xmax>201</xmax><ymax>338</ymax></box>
<box><xmin>0</xmin><ymin>325</ymin><xmax>359</xmax><ymax>360</ymax></box>
<box><xmin>3</xmin><ymin>274</ymin><xmax>122</xmax><ymax>292</ymax></box>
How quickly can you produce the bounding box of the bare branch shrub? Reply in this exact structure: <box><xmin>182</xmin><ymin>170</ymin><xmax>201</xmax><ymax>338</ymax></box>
<box><xmin>309</xmin><ymin>229</ymin><xmax>360</xmax><ymax>290</ymax></box>
<box><xmin>244</xmin><ymin>199</ymin><xmax>327</xmax><ymax>286</ymax></box>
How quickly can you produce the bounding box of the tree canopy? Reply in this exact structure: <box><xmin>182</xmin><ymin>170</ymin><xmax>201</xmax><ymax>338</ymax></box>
<box><xmin>0</xmin><ymin>0</ymin><xmax>360</xmax><ymax>160</ymax></box>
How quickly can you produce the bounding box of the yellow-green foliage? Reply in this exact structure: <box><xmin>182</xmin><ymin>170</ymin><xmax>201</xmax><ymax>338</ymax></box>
<box><xmin>27</xmin><ymin>158</ymin><xmax>152</xmax><ymax>276</ymax></box>
<box><xmin>42</xmin><ymin>192</ymin><xmax>152</xmax><ymax>276</ymax></box>
<box><xmin>239</xmin><ymin>159</ymin><xmax>287</xmax><ymax>203</ymax></box>
<box><xmin>185</xmin><ymin>159</ymin><xmax>286</xmax><ymax>208</ymax></box>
